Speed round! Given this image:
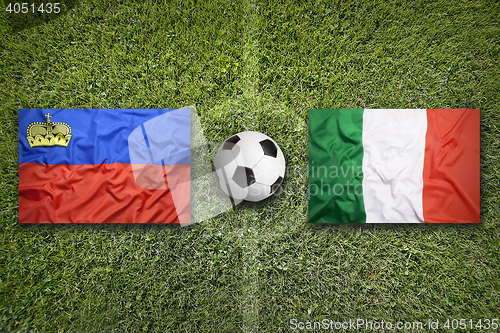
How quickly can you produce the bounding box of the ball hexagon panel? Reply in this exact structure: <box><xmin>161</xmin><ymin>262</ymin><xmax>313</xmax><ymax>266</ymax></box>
<box><xmin>232</xmin><ymin>166</ymin><xmax>256</xmax><ymax>188</ymax></box>
<box><xmin>233</xmin><ymin>139</ymin><xmax>265</xmax><ymax>168</ymax></box>
<box><xmin>246</xmin><ymin>182</ymin><xmax>271</xmax><ymax>202</ymax></box>
<box><xmin>213</xmin><ymin>149</ymin><xmax>235</xmax><ymax>172</ymax></box>
<box><xmin>215</xmin><ymin>159</ymin><xmax>248</xmax><ymax>200</ymax></box>
<box><xmin>253</xmin><ymin>154</ymin><xmax>285</xmax><ymax>186</ymax></box>
<box><xmin>275</xmin><ymin>148</ymin><xmax>285</xmax><ymax>173</ymax></box>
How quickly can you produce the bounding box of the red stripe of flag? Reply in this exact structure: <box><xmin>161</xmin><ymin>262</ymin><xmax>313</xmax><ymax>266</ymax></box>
<box><xmin>423</xmin><ymin>109</ymin><xmax>480</xmax><ymax>223</ymax></box>
<box><xmin>19</xmin><ymin>163</ymin><xmax>190</xmax><ymax>223</ymax></box>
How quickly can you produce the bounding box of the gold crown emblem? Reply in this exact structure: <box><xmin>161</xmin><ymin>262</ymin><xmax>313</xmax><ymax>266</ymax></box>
<box><xmin>26</xmin><ymin>112</ymin><xmax>72</xmax><ymax>148</ymax></box>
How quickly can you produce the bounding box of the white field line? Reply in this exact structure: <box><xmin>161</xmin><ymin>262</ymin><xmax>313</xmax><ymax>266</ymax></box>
<box><xmin>240</xmin><ymin>0</ymin><xmax>261</xmax><ymax>331</ymax></box>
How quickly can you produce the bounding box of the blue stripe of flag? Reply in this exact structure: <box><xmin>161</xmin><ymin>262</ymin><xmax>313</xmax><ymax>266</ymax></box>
<box><xmin>19</xmin><ymin>109</ymin><xmax>190</xmax><ymax>166</ymax></box>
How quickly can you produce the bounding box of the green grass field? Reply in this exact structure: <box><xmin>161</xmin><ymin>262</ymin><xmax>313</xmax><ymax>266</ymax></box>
<box><xmin>1</xmin><ymin>0</ymin><xmax>499</xmax><ymax>331</ymax></box>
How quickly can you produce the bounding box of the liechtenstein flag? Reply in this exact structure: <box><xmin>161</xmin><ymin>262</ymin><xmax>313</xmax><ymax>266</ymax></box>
<box><xmin>19</xmin><ymin>109</ymin><xmax>191</xmax><ymax>223</ymax></box>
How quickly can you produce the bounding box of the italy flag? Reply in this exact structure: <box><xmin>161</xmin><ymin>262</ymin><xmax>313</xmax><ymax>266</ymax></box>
<box><xmin>308</xmin><ymin>109</ymin><xmax>480</xmax><ymax>223</ymax></box>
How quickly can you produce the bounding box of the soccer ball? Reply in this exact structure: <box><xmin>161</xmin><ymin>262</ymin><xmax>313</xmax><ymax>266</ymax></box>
<box><xmin>214</xmin><ymin>131</ymin><xmax>285</xmax><ymax>202</ymax></box>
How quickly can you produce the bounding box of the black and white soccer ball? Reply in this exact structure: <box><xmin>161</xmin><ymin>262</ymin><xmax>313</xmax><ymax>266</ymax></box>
<box><xmin>214</xmin><ymin>131</ymin><xmax>285</xmax><ymax>202</ymax></box>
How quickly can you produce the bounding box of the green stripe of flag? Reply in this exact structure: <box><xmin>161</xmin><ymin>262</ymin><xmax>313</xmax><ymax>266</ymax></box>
<box><xmin>308</xmin><ymin>109</ymin><xmax>366</xmax><ymax>223</ymax></box>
